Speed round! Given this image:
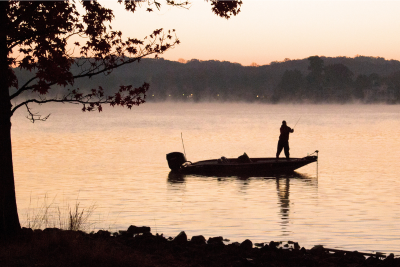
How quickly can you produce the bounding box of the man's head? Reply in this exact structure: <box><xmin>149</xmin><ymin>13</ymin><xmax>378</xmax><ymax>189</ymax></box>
<box><xmin>282</xmin><ymin>120</ymin><xmax>287</xmax><ymax>125</ymax></box>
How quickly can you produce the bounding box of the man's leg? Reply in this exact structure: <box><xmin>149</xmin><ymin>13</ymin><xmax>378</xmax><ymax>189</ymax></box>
<box><xmin>284</xmin><ymin>142</ymin><xmax>290</xmax><ymax>159</ymax></box>
<box><xmin>276</xmin><ymin>140</ymin><xmax>284</xmax><ymax>158</ymax></box>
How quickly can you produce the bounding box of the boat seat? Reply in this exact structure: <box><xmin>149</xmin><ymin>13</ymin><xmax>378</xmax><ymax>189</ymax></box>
<box><xmin>237</xmin><ymin>153</ymin><xmax>252</xmax><ymax>163</ymax></box>
<box><xmin>217</xmin><ymin>156</ymin><xmax>230</xmax><ymax>164</ymax></box>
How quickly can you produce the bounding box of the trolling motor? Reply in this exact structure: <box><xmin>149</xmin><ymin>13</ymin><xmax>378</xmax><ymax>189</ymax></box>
<box><xmin>304</xmin><ymin>150</ymin><xmax>319</xmax><ymax>160</ymax></box>
<box><xmin>166</xmin><ymin>152</ymin><xmax>187</xmax><ymax>171</ymax></box>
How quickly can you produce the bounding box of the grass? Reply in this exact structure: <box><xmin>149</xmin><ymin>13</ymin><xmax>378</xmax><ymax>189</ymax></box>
<box><xmin>14</xmin><ymin>196</ymin><xmax>182</xmax><ymax>267</ymax></box>
<box><xmin>24</xmin><ymin>195</ymin><xmax>96</xmax><ymax>231</ymax></box>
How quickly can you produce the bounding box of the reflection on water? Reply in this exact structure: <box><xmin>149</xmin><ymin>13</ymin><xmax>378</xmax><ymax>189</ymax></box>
<box><xmin>168</xmin><ymin>171</ymin><xmax>318</xmax><ymax>237</ymax></box>
<box><xmin>167</xmin><ymin>171</ymin><xmax>186</xmax><ymax>183</ymax></box>
<box><xmin>275</xmin><ymin>174</ymin><xmax>318</xmax><ymax>233</ymax></box>
<box><xmin>168</xmin><ymin>171</ymin><xmax>317</xmax><ymax>183</ymax></box>
<box><xmin>11</xmin><ymin>103</ymin><xmax>400</xmax><ymax>255</ymax></box>
<box><xmin>277</xmin><ymin>177</ymin><xmax>290</xmax><ymax>230</ymax></box>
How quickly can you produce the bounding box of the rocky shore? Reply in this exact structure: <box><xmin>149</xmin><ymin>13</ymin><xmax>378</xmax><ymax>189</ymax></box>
<box><xmin>1</xmin><ymin>226</ymin><xmax>399</xmax><ymax>267</ymax></box>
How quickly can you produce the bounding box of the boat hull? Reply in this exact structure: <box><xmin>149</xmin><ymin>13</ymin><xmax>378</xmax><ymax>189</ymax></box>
<box><xmin>176</xmin><ymin>155</ymin><xmax>318</xmax><ymax>176</ymax></box>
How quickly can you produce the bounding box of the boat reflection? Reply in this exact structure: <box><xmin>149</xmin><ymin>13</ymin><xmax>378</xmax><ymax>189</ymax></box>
<box><xmin>167</xmin><ymin>171</ymin><xmax>317</xmax><ymax>236</ymax></box>
<box><xmin>167</xmin><ymin>171</ymin><xmax>186</xmax><ymax>183</ymax></box>
<box><xmin>167</xmin><ymin>170</ymin><xmax>317</xmax><ymax>184</ymax></box>
<box><xmin>277</xmin><ymin>177</ymin><xmax>290</xmax><ymax>233</ymax></box>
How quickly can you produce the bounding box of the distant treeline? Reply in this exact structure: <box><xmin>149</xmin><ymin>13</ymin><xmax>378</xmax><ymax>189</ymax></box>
<box><xmin>14</xmin><ymin>55</ymin><xmax>400</xmax><ymax>103</ymax></box>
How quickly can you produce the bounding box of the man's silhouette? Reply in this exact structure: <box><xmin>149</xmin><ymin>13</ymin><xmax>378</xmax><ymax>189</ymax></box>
<box><xmin>276</xmin><ymin>120</ymin><xmax>294</xmax><ymax>159</ymax></box>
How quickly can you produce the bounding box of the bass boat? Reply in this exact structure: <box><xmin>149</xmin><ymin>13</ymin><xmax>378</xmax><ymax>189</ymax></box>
<box><xmin>166</xmin><ymin>151</ymin><xmax>318</xmax><ymax>176</ymax></box>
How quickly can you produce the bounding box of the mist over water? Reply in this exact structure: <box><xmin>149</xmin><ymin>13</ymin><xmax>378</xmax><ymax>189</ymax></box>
<box><xmin>11</xmin><ymin>103</ymin><xmax>400</xmax><ymax>255</ymax></box>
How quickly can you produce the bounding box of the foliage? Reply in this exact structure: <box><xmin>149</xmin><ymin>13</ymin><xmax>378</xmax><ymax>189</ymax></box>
<box><xmin>7</xmin><ymin>1</ymin><xmax>180</xmax><ymax>121</ymax></box>
<box><xmin>209</xmin><ymin>0</ymin><xmax>242</xmax><ymax>19</ymax></box>
<box><xmin>279</xmin><ymin>70</ymin><xmax>305</xmax><ymax>95</ymax></box>
<box><xmin>324</xmin><ymin>63</ymin><xmax>353</xmax><ymax>87</ymax></box>
<box><xmin>0</xmin><ymin>0</ymin><xmax>243</xmax><ymax>238</ymax></box>
<box><xmin>30</xmin><ymin>56</ymin><xmax>400</xmax><ymax>103</ymax></box>
<box><xmin>6</xmin><ymin>1</ymin><xmax>243</xmax><ymax>122</ymax></box>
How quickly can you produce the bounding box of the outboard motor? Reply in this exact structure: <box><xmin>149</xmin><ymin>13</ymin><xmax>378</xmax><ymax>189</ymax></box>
<box><xmin>166</xmin><ymin>152</ymin><xmax>187</xmax><ymax>171</ymax></box>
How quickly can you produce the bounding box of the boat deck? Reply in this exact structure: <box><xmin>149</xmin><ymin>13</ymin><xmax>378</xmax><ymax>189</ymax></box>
<box><xmin>191</xmin><ymin>157</ymin><xmax>304</xmax><ymax>165</ymax></box>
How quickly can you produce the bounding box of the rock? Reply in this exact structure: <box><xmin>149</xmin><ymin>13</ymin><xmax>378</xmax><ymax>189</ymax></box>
<box><xmin>310</xmin><ymin>245</ymin><xmax>325</xmax><ymax>256</ymax></box>
<box><xmin>95</xmin><ymin>230</ymin><xmax>111</xmax><ymax>238</ymax></box>
<box><xmin>118</xmin><ymin>230</ymin><xmax>131</xmax><ymax>237</ymax></box>
<box><xmin>260</xmin><ymin>244</ymin><xmax>270</xmax><ymax>252</ymax></box>
<box><xmin>19</xmin><ymin>227</ymin><xmax>34</xmax><ymax>241</ymax></box>
<box><xmin>133</xmin><ymin>232</ymin><xmax>156</xmax><ymax>246</ymax></box>
<box><xmin>21</xmin><ymin>227</ymin><xmax>33</xmax><ymax>235</ymax></box>
<box><xmin>344</xmin><ymin>251</ymin><xmax>365</xmax><ymax>264</ymax></box>
<box><xmin>43</xmin><ymin>228</ymin><xmax>61</xmax><ymax>235</ymax></box>
<box><xmin>269</xmin><ymin>241</ymin><xmax>279</xmax><ymax>248</ymax></box>
<box><xmin>190</xmin><ymin>235</ymin><xmax>206</xmax><ymax>245</ymax></box>
<box><xmin>240</xmin><ymin>239</ymin><xmax>253</xmax><ymax>250</ymax></box>
<box><xmin>207</xmin><ymin>236</ymin><xmax>224</xmax><ymax>245</ymax></box>
<box><xmin>127</xmin><ymin>225</ymin><xmax>151</xmax><ymax>234</ymax></box>
<box><xmin>334</xmin><ymin>251</ymin><xmax>344</xmax><ymax>257</ymax></box>
<box><xmin>365</xmin><ymin>256</ymin><xmax>382</xmax><ymax>266</ymax></box>
<box><xmin>384</xmin><ymin>253</ymin><xmax>395</xmax><ymax>264</ymax></box>
<box><xmin>254</xmin><ymin>242</ymin><xmax>264</xmax><ymax>248</ymax></box>
<box><xmin>63</xmin><ymin>230</ymin><xmax>85</xmax><ymax>239</ymax></box>
<box><xmin>43</xmin><ymin>228</ymin><xmax>61</xmax><ymax>233</ymax></box>
<box><xmin>173</xmin><ymin>231</ymin><xmax>187</xmax><ymax>244</ymax></box>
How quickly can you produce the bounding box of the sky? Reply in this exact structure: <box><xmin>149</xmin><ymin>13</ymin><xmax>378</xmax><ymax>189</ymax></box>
<box><xmin>100</xmin><ymin>1</ymin><xmax>400</xmax><ymax>66</ymax></box>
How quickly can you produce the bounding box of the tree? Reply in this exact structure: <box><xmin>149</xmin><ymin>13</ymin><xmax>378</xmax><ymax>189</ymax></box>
<box><xmin>307</xmin><ymin>56</ymin><xmax>324</xmax><ymax>80</ymax></box>
<box><xmin>0</xmin><ymin>0</ymin><xmax>242</xmax><ymax>238</ymax></box>
<box><xmin>306</xmin><ymin>56</ymin><xmax>324</xmax><ymax>100</ymax></box>
<box><xmin>324</xmin><ymin>63</ymin><xmax>353</xmax><ymax>87</ymax></box>
<box><xmin>273</xmin><ymin>69</ymin><xmax>304</xmax><ymax>102</ymax></box>
<box><xmin>323</xmin><ymin>63</ymin><xmax>353</xmax><ymax>101</ymax></box>
<box><xmin>354</xmin><ymin>74</ymin><xmax>370</xmax><ymax>100</ymax></box>
<box><xmin>386</xmin><ymin>71</ymin><xmax>400</xmax><ymax>103</ymax></box>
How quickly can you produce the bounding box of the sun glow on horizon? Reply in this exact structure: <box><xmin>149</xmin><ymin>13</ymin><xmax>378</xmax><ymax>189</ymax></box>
<box><xmin>10</xmin><ymin>1</ymin><xmax>400</xmax><ymax>67</ymax></box>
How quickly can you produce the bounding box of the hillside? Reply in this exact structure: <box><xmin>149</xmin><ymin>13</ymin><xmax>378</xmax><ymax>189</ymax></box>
<box><xmin>13</xmin><ymin>56</ymin><xmax>400</xmax><ymax>103</ymax></box>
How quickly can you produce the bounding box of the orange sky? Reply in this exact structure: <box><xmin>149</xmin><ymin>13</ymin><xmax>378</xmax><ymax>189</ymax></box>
<box><xmin>98</xmin><ymin>0</ymin><xmax>400</xmax><ymax>66</ymax></box>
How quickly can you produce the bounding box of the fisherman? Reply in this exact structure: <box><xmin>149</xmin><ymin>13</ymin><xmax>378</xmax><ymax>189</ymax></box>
<box><xmin>276</xmin><ymin>120</ymin><xmax>294</xmax><ymax>160</ymax></box>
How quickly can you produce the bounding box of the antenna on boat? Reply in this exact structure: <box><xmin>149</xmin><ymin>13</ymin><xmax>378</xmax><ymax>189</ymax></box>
<box><xmin>181</xmin><ymin>132</ymin><xmax>187</xmax><ymax>158</ymax></box>
<box><xmin>316</xmin><ymin>150</ymin><xmax>319</xmax><ymax>178</ymax></box>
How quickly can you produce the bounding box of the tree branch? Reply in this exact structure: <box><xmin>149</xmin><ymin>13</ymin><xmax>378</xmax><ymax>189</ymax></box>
<box><xmin>11</xmin><ymin>82</ymin><xmax>150</xmax><ymax>118</ymax></box>
<box><xmin>8</xmin><ymin>28</ymin><xmax>82</xmax><ymax>51</ymax></box>
<box><xmin>24</xmin><ymin>103</ymin><xmax>50</xmax><ymax>123</ymax></box>
<box><xmin>9</xmin><ymin>76</ymin><xmax>38</xmax><ymax>100</ymax></box>
<box><xmin>10</xmin><ymin>30</ymin><xmax>178</xmax><ymax>101</ymax></box>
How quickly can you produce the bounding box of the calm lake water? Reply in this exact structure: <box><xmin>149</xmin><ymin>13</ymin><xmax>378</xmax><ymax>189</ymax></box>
<box><xmin>11</xmin><ymin>103</ymin><xmax>400</xmax><ymax>255</ymax></box>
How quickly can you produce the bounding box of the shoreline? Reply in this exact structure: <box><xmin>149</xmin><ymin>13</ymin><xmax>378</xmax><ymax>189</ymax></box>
<box><xmin>1</xmin><ymin>226</ymin><xmax>398</xmax><ymax>267</ymax></box>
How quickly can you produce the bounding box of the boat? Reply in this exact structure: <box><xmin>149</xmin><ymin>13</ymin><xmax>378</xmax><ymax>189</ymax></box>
<box><xmin>166</xmin><ymin>150</ymin><xmax>318</xmax><ymax>176</ymax></box>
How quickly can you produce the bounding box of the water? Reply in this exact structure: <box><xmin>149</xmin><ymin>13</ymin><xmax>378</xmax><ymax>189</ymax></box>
<box><xmin>11</xmin><ymin>103</ymin><xmax>400</xmax><ymax>255</ymax></box>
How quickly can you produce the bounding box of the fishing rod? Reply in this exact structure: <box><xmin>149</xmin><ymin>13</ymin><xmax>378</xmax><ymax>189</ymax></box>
<box><xmin>181</xmin><ymin>132</ymin><xmax>187</xmax><ymax>158</ymax></box>
<box><xmin>293</xmin><ymin>116</ymin><xmax>301</xmax><ymax>129</ymax></box>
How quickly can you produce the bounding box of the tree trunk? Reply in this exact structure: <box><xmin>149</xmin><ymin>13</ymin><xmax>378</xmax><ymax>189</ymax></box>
<box><xmin>0</xmin><ymin>1</ymin><xmax>21</xmax><ymax>238</ymax></box>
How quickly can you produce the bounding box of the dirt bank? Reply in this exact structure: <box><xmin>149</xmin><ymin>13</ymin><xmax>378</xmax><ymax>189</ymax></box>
<box><xmin>0</xmin><ymin>226</ymin><xmax>398</xmax><ymax>267</ymax></box>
